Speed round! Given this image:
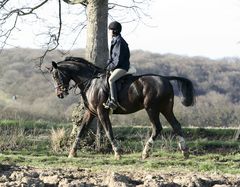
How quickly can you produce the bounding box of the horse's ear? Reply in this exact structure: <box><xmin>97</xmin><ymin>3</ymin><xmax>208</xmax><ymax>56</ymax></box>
<box><xmin>52</xmin><ymin>61</ymin><xmax>58</xmax><ymax>69</ymax></box>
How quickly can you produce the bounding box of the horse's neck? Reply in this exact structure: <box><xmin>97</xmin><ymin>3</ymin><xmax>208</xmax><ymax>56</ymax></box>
<box><xmin>67</xmin><ymin>64</ymin><xmax>103</xmax><ymax>90</ymax></box>
<box><xmin>67</xmin><ymin>64</ymin><xmax>92</xmax><ymax>79</ymax></box>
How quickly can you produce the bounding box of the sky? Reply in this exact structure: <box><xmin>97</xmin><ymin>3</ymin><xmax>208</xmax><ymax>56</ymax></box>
<box><xmin>125</xmin><ymin>0</ymin><xmax>240</xmax><ymax>59</ymax></box>
<box><xmin>3</xmin><ymin>0</ymin><xmax>240</xmax><ymax>59</ymax></box>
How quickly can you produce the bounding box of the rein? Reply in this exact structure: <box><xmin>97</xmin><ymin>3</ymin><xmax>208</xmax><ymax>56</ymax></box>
<box><xmin>59</xmin><ymin>66</ymin><xmax>102</xmax><ymax>96</ymax></box>
<box><xmin>53</xmin><ymin>69</ymin><xmax>67</xmax><ymax>93</ymax></box>
<box><xmin>78</xmin><ymin>71</ymin><xmax>102</xmax><ymax>94</ymax></box>
<box><xmin>53</xmin><ymin>58</ymin><xmax>105</xmax><ymax>115</ymax></box>
<box><xmin>75</xmin><ymin>71</ymin><xmax>103</xmax><ymax>116</ymax></box>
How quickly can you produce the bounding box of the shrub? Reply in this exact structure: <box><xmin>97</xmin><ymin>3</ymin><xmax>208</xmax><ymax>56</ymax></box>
<box><xmin>0</xmin><ymin>126</ymin><xmax>26</xmax><ymax>151</ymax></box>
<box><xmin>50</xmin><ymin>128</ymin><xmax>68</xmax><ymax>153</ymax></box>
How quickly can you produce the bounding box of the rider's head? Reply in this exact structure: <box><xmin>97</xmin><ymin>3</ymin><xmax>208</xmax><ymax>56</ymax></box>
<box><xmin>108</xmin><ymin>21</ymin><xmax>122</xmax><ymax>37</ymax></box>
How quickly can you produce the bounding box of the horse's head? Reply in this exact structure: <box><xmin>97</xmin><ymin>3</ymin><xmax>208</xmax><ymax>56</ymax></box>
<box><xmin>49</xmin><ymin>61</ymin><xmax>71</xmax><ymax>99</ymax></box>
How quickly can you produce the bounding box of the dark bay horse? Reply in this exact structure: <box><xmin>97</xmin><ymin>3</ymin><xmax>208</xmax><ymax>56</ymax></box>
<box><xmin>49</xmin><ymin>57</ymin><xmax>195</xmax><ymax>159</ymax></box>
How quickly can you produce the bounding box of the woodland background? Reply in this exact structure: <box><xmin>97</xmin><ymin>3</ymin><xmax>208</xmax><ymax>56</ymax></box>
<box><xmin>1</xmin><ymin>48</ymin><xmax>240</xmax><ymax>127</ymax></box>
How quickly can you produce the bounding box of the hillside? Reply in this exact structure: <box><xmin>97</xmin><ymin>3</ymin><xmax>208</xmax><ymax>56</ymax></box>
<box><xmin>0</xmin><ymin>48</ymin><xmax>240</xmax><ymax>126</ymax></box>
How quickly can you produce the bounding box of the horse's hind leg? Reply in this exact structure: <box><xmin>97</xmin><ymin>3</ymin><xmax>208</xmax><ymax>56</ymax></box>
<box><xmin>162</xmin><ymin>110</ymin><xmax>189</xmax><ymax>159</ymax></box>
<box><xmin>142</xmin><ymin>108</ymin><xmax>162</xmax><ymax>159</ymax></box>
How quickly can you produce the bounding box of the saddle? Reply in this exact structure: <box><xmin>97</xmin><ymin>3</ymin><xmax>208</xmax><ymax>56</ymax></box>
<box><xmin>103</xmin><ymin>67</ymin><xmax>138</xmax><ymax>110</ymax></box>
<box><xmin>106</xmin><ymin>66</ymin><xmax>137</xmax><ymax>92</ymax></box>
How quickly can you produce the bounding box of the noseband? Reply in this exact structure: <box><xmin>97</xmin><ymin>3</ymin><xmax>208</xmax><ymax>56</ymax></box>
<box><xmin>52</xmin><ymin>60</ymin><xmax>103</xmax><ymax>97</ymax></box>
<box><xmin>53</xmin><ymin>68</ymin><xmax>83</xmax><ymax>97</ymax></box>
<box><xmin>53</xmin><ymin>69</ymin><xmax>70</xmax><ymax>96</ymax></box>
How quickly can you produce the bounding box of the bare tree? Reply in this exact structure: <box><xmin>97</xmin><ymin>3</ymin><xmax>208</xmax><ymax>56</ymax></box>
<box><xmin>66</xmin><ymin>0</ymin><xmax>109</xmax><ymax>68</ymax></box>
<box><xmin>0</xmin><ymin>0</ymin><xmax>151</xmax><ymax>68</ymax></box>
<box><xmin>0</xmin><ymin>0</ymin><xmax>151</xmax><ymax>154</ymax></box>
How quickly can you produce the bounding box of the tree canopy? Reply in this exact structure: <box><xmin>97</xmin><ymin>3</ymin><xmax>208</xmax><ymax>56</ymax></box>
<box><xmin>0</xmin><ymin>0</ymin><xmax>151</xmax><ymax>67</ymax></box>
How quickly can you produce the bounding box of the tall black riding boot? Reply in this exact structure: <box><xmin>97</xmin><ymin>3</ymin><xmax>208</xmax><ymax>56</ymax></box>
<box><xmin>103</xmin><ymin>83</ymin><xmax>118</xmax><ymax>110</ymax></box>
<box><xmin>110</xmin><ymin>83</ymin><xmax>118</xmax><ymax>103</ymax></box>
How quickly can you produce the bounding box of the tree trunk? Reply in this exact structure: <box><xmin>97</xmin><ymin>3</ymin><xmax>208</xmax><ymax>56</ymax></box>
<box><xmin>64</xmin><ymin>0</ymin><xmax>109</xmax><ymax>152</ymax></box>
<box><xmin>84</xmin><ymin>0</ymin><xmax>108</xmax><ymax>150</ymax></box>
<box><xmin>85</xmin><ymin>0</ymin><xmax>108</xmax><ymax>68</ymax></box>
<box><xmin>63</xmin><ymin>0</ymin><xmax>109</xmax><ymax>67</ymax></box>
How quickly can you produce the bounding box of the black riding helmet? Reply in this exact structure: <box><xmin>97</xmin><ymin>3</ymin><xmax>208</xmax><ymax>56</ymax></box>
<box><xmin>108</xmin><ymin>21</ymin><xmax>122</xmax><ymax>35</ymax></box>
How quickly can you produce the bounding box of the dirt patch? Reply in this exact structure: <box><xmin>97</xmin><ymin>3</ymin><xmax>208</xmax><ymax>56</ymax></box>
<box><xmin>0</xmin><ymin>164</ymin><xmax>239</xmax><ymax>187</ymax></box>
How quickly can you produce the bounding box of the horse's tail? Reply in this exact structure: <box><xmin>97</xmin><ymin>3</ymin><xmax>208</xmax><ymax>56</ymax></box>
<box><xmin>166</xmin><ymin>76</ymin><xmax>196</xmax><ymax>107</ymax></box>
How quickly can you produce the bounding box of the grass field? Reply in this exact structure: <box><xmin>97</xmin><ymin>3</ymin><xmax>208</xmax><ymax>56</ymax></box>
<box><xmin>0</xmin><ymin>120</ymin><xmax>239</xmax><ymax>174</ymax></box>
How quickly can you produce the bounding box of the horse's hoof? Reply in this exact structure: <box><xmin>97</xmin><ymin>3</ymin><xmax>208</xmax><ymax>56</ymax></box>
<box><xmin>114</xmin><ymin>153</ymin><xmax>121</xmax><ymax>160</ymax></box>
<box><xmin>142</xmin><ymin>153</ymin><xmax>149</xmax><ymax>160</ymax></box>
<box><xmin>182</xmin><ymin>149</ymin><xmax>190</xmax><ymax>159</ymax></box>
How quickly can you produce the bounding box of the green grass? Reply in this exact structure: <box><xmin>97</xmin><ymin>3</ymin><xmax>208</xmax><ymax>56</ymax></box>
<box><xmin>0</xmin><ymin>119</ymin><xmax>71</xmax><ymax>133</ymax></box>
<box><xmin>0</xmin><ymin>151</ymin><xmax>239</xmax><ymax>174</ymax></box>
<box><xmin>0</xmin><ymin>119</ymin><xmax>239</xmax><ymax>174</ymax></box>
<box><xmin>184</xmin><ymin>127</ymin><xmax>237</xmax><ymax>140</ymax></box>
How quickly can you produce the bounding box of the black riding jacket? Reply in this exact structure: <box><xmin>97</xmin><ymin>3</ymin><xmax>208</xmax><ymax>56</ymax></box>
<box><xmin>107</xmin><ymin>34</ymin><xmax>130</xmax><ymax>71</ymax></box>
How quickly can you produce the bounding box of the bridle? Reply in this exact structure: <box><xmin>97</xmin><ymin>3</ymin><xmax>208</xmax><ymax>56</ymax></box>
<box><xmin>50</xmin><ymin>59</ymin><xmax>106</xmax><ymax>115</ymax></box>
<box><xmin>53</xmin><ymin>65</ymin><xmax>102</xmax><ymax>98</ymax></box>
<box><xmin>52</xmin><ymin>68</ymin><xmax>71</xmax><ymax>98</ymax></box>
<box><xmin>77</xmin><ymin>69</ymin><xmax>102</xmax><ymax>94</ymax></box>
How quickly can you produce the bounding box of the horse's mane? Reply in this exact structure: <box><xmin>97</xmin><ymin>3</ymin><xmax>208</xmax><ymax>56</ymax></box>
<box><xmin>64</xmin><ymin>56</ymin><xmax>103</xmax><ymax>72</ymax></box>
<box><xmin>65</xmin><ymin>56</ymin><xmax>90</xmax><ymax>65</ymax></box>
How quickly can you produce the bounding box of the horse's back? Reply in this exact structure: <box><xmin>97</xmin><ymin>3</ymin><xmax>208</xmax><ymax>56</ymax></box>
<box><xmin>114</xmin><ymin>74</ymin><xmax>173</xmax><ymax>113</ymax></box>
<box><xmin>117</xmin><ymin>74</ymin><xmax>173</xmax><ymax>99</ymax></box>
<box><xmin>139</xmin><ymin>74</ymin><xmax>174</xmax><ymax>99</ymax></box>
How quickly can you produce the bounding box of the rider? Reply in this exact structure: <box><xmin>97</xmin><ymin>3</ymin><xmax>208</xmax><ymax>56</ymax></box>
<box><xmin>103</xmin><ymin>21</ymin><xmax>130</xmax><ymax>110</ymax></box>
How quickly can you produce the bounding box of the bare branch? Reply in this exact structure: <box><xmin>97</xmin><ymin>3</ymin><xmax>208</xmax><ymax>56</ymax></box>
<box><xmin>65</xmin><ymin>21</ymin><xmax>87</xmax><ymax>53</ymax></box>
<box><xmin>17</xmin><ymin>0</ymin><xmax>49</xmax><ymax>16</ymax></box>
<box><xmin>1</xmin><ymin>0</ymin><xmax>49</xmax><ymax>17</ymax></box>
<box><xmin>63</xmin><ymin>0</ymin><xmax>88</xmax><ymax>7</ymax></box>
<box><xmin>108</xmin><ymin>0</ymin><xmax>152</xmax><ymax>28</ymax></box>
<box><xmin>0</xmin><ymin>0</ymin><xmax>49</xmax><ymax>50</ymax></box>
<box><xmin>108</xmin><ymin>3</ymin><xmax>139</xmax><ymax>9</ymax></box>
<box><xmin>0</xmin><ymin>0</ymin><xmax>10</xmax><ymax>9</ymax></box>
<box><xmin>1</xmin><ymin>0</ymin><xmax>152</xmax><ymax>68</ymax></box>
<box><xmin>0</xmin><ymin>13</ymin><xmax>18</xmax><ymax>49</ymax></box>
<box><xmin>39</xmin><ymin>0</ymin><xmax>62</xmax><ymax>67</ymax></box>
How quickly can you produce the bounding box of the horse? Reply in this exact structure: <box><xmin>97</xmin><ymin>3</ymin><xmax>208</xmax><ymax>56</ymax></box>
<box><xmin>49</xmin><ymin>57</ymin><xmax>195</xmax><ymax>159</ymax></box>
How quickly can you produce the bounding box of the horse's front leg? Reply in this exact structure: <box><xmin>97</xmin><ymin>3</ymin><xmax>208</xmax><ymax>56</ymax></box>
<box><xmin>97</xmin><ymin>109</ymin><xmax>121</xmax><ymax>160</ymax></box>
<box><xmin>68</xmin><ymin>111</ymin><xmax>94</xmax><ymax>158</ymax></box>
